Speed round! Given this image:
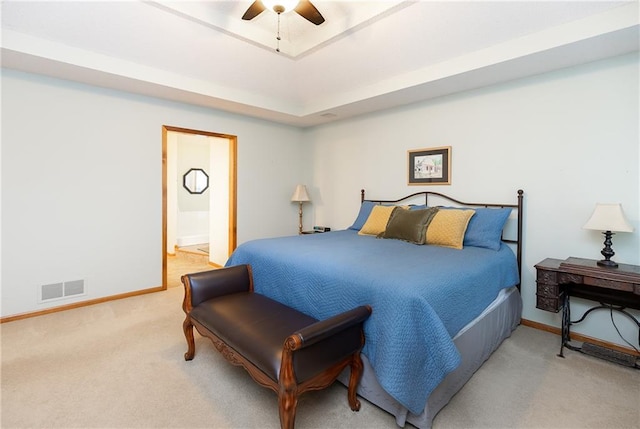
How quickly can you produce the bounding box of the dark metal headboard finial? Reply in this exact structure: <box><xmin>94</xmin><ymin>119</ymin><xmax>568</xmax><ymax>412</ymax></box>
<box><xmin>360</xmin><ymin>189</ymin><xmax>525</xmax><ymax>290</ymax></box>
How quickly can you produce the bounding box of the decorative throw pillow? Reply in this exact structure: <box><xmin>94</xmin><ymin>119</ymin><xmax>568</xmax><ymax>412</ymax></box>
<box><xmin>379</xmin><ymin>207</ymin><xmax>439</xmax><ymax>244</ymax></box>
<box><xmin>463</xmin><ymin>208</ymin><xmax>512</xmax><ymax>251</ymax></box>
<box><xmin>426</xmin><ymin>209</ymin><xmax>475</xmax><ymax>249</ymax></box>
<box><xmin>358</xmin><ymin>205</ymin><xmax>399</xmax><ymax>236</ymax></box>
<box><xmin>349</xmin><ymin>201</ymin><xmax>376</xmax><ymax>231</ymax></box>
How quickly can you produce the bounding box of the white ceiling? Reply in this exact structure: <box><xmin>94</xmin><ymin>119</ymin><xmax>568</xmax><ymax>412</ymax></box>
<box><xmin>1</xmin><ymin>1</ymin><xmax>638</xmax><ymax>127</ymax></box>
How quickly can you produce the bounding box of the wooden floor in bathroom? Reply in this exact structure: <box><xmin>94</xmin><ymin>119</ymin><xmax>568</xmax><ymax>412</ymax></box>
<box><xmin>167</xmin><ymin>245</ymin><xmax>216</xmax><ymax>288</ymax></box>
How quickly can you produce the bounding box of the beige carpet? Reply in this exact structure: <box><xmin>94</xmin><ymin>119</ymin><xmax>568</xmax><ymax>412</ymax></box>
<box><xmin>1</xmin><ymin>287</ymin><xmax>639</xmax><ymax>429</ymax></box>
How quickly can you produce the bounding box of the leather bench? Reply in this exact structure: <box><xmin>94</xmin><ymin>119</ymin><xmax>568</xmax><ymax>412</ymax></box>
<box><xmin>181</xmin><ymin>264</ymin><xmax>372</xmax><ymax>429</ymax></box>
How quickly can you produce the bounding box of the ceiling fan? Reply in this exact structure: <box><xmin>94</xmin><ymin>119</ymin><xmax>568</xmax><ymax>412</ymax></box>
<box><xmin>242</xmin><ymin>0</ymin><xmax>325</xmax><ymax>26</ymax></box>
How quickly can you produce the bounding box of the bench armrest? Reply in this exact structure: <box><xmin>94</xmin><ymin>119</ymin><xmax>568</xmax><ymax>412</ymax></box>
<box><xmin>182</xmin><ymin>264</ymin><xmax>253</xmax><ymax>311</ymax></box>
<box><xmin>287</xmin><ymin>305</ymin><xmax>372</xmax><ymax>351</ymax></box>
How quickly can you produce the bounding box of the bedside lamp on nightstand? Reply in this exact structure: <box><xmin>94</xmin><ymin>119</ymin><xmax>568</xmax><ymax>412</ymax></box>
<box><xmin>583</xmin><ymin>203</ymin><xmax>634</xmax><ymax>268</ymax></box>
<box><xmin>291</xmin><ymin>184</ymin><xmax>310</xmax><ymax>234</ymax></box>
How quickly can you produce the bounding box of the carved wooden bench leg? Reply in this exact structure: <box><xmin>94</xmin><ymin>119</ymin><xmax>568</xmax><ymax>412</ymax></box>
<box><xmin>278</xmin><ymin>349</ymin><xmax>299</xmax><ymax>429</ymax></box>
<box><xmin>183</xmin><ymin>317</ymin><xmax>195</xmax><ymax>361</ymax></box>
<box><xmin>278</xmin><ymin>388</ymin><xmax>298</xmax><ymax>429</ymax></box>
<box><xmin>348</xmin><ymin>353</ymin><xmax>364</xmax><ymax>411</ymax></box>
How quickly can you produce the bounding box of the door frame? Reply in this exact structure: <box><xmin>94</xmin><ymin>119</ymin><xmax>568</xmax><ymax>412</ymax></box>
<box><xmin>162</xmin><ymin>125</ymin><xmax>237</xmax><ymax>288</ymax></box>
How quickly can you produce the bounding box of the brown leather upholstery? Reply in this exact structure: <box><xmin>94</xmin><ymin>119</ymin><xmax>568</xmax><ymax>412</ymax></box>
<box><xmin>186</xmin><ymin>264</ymin><xmax>253</xmax><ymax>307</ymax></box>
<box><xmin>191</xmin><ymin>293</ymin><xmax>317</xmax><ymax>382</ymax></box>
<box><xmin>181</xmin><ymin>265</ymin><xmax>371</xmax><ymax>429</ymax></box>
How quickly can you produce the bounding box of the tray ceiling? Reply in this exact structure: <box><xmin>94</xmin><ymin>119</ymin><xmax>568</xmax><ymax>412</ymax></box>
<box><xmin>2</xmin><ymin>1</ymin><xmax>638</xmax><ymax>127</ymax></box>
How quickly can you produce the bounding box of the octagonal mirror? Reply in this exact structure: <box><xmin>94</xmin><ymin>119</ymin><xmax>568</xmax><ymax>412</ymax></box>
<box><xmin>183</xmin><ymin>168</ymin><xmax>209</xmax><ymax>194</ymax></box>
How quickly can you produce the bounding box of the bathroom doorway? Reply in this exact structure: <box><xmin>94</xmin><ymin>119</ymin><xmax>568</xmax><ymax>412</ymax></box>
<box><xmin>162</xmin><ymin>125</ymin><xmax>237</xmax><ymax>288</ymax></box>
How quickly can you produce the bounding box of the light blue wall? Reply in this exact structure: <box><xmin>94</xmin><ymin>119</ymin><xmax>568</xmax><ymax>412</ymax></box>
<box><xmin>306</xmin><ymin>53</ymin><xmax>639</xmax><ymax>348</ymax></box>
<box><xmin>1</xmin><ymin>70</ymin><xmax>309</xmax><ymax>317</ymax></box>
<box><xmin>2</xmin><ymin>53</ymin><xmax>639</xmax><ymax>350</ymax></box>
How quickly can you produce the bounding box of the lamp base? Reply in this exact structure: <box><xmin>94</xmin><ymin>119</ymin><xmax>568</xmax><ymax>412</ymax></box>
<box><xmin>597</xmin><ymin>230</ymin><xmax>618</xmax><ymax>268</ymax></box>
<box><xmin>298</xmin><ymin>201</ymin><xmax>304</xmax><ymax>234</ymax></box>
<box><xmin>597</xmin><ymin>259</ymin><xmax>619</xmax><ymax>268</ymax></box>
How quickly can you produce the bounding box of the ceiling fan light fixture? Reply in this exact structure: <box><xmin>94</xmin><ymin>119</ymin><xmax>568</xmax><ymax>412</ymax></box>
<box><xmin>262</xmin><ymin>0</ymin><xmax>299</xmax><ymax>14</ymax></box>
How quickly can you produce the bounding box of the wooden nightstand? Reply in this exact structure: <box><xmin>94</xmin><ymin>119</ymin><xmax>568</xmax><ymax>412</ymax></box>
<box><xmin>535</xmin><ymin>257</ymin><xmax>640</xmax><ymax>363</ymax></box>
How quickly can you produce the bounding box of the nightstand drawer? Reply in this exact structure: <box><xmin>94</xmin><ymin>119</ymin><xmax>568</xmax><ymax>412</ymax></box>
<box><xmin>536</xmin><ymin>293</ymin><xmax>563</xmax><ymax>312</ymax></box>
<box><xmin>558</xmin><ymin>272</ymin><xmax>583</xmax><ymax>284</ymax></box>
<box><xmin>584</xmin><ymin>277</ymin><xmax>635</xmax><ymax>293</ymax></box>
<box><xmin>536</xmin><ymin>282</ymin><xmax>560</xmax><ymax>297</ymax></box>
<box><xmin>537</xmin><ymin>270</ymin><xmax>557</xmax><ymax>285</ymax></box>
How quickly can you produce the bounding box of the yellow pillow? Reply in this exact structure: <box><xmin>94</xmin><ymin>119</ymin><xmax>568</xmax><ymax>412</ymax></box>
<box><xmin>426</xmin><ymin>209</ymin><xmax>475</xmax><ymax>249</ymax></box>
<box><xmin>358</xmin><ymin>205</ymin><xmax>398</xmax><ymax>236</ymax></box>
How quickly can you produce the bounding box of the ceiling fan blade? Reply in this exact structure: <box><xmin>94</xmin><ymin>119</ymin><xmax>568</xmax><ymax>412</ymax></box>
<box><xmin>294</xmin><ymin>0</ymin><xmax>325</xmax><ymax>25</ymax></box>
<box><xmin>242</xmin><ymin>1</ymin><xmax>266</xmax><ymax>20</ymax></box>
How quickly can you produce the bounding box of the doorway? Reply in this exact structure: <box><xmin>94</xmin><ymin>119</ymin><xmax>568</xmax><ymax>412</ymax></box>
<box><xmin>162</xmin><ymin>125</ymin><xmax>237</xmax><ymax>288</ymax></box>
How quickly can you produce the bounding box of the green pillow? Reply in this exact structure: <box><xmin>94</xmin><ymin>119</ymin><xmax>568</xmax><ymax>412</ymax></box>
<box><xmin>378</xmin><ymin>207</ymin><xmax>439</xmax><ymax>244</ymax></box>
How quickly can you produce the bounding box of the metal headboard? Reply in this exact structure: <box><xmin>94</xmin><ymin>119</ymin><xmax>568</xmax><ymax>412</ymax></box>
<box><xmin>360</xmin><ymin>189</ymin><xmax>524</xmax><ymax>290</ymax></box>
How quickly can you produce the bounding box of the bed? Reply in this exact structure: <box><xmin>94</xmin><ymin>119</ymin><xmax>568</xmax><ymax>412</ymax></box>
<box><xmin>225</xmin><ymin>189</ymin><xmax>524</xmax><ymax>428</ymax></box>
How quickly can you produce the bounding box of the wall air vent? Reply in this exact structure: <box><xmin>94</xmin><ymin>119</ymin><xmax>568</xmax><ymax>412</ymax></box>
<box><xmin>40</xmin><ymin>279</ymin><xmax>86</xmax><ymax>302</ymax></box>
<box><xmin>41</xmin><ymin>282</ymin><xmax>64</xmax><ymax>301</ymax></box>
<box><xmin>64</xmin><ymin>280</ymin><xmax>85</xmax><ymax>297</ymax></box>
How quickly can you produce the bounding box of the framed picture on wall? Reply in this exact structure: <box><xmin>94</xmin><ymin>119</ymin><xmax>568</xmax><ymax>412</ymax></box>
<box><xmin>408</xmin><ymin>146</ymin><xmax>451</xmax><ymax>185</ymax></box>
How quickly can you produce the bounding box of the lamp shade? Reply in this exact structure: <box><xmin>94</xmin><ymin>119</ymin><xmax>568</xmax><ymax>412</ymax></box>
<box><xmin>583</xmin><ymin>203</ymin><xmax>634</xmax><ymax>233</ymax></box>
<box><xmin>291</xmin><ymin>184</ymin><xmax>310</xmax><ymax>202</ymax></box>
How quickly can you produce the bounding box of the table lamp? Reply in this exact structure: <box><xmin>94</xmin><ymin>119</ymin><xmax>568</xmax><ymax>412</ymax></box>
<box><xmin>291</xmin><ymin>184</ymin><xmax>310</xmax><ymax>234</ymax></box>
<box><xmin>583</xmin><ymin>203</ymin><xmax>634</xmax><ymax>267</ymax></box>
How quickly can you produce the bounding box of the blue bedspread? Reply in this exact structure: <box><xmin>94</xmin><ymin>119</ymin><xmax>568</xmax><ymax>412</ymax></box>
<box><xmin>225</xmin><ymin>230</ymin><xmax>519</xmax><ymax>414</ymax></box>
